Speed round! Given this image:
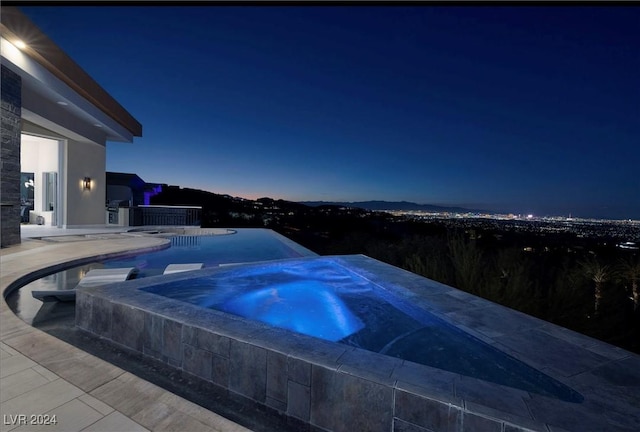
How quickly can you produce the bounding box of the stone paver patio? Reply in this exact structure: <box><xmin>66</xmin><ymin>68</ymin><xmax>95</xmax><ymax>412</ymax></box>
<box><xmin>1</xmin><ymin>230</ymin><xmax>252</xmax><ymax>432</ymax></box>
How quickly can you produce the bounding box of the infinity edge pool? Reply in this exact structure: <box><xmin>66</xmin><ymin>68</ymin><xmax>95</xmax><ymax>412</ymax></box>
<box><xmin>76</xmin><ymin>254</ymin><xmax>586</xmax><ymax>432</ymax></box>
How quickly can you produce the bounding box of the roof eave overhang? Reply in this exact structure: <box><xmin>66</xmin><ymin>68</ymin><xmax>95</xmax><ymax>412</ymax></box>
<box><xmin>0</xmin><ymin>6</ymin><xmax>142</xmax><ymax>139</ymax></box>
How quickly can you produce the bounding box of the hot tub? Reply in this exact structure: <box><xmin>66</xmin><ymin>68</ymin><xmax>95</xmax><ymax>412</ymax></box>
<box><xmin>76</xmin><ymin>255</ymin><xmax>583</xmax><ymax>432</ymax></box>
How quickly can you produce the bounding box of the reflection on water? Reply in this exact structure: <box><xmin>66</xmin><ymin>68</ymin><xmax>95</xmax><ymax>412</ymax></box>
<box><xmin>143</xmin><ymin>258</ymin><xmax>583</xmax><ymax>403</ymax></box>
<box><xmin>220</xmin><ymin>280</ymin><xmax>364</xmax><ymax>341</ymax></box>
<box><xmin>170</xmin><ymin>235</ymin><xmax>201</xmax><ymax>247</ymax></box>
<box><xmin>6</xmin><ymin>263</ymin><xmax>103</xmax><ymax>325</ymax></box>
<box><xmin>7</xmin><ymin>229</ymin><xmax>315</xmax><ymax>327</ymax></box>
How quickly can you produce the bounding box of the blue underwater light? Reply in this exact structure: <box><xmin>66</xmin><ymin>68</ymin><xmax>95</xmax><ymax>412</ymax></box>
<box><xmin>220</xmin><ymin>280</ymin><xmax>364</xmax><ymax>341</ymax></box>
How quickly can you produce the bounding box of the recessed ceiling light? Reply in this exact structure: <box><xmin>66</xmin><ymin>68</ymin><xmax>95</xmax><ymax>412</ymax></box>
<box><xmin>57</xmin><ymin>101</ymin><xmax>68</xmax><ymax>106</ymax></box>
<box><xmin>14</xmin><ymin>39</ymin><xmax>27</xmax><ymax>50</ymax></box>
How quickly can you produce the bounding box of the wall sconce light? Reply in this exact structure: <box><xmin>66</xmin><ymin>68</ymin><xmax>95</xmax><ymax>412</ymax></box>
<box><xmin>83</xmin><ymin>177</ymin><xmax>91</xmax><ymax>190</ymax></box>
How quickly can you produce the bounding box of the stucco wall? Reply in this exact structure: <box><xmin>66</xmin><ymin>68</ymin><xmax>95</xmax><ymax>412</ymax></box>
<box><xmin>64</xmin><ymin>139</ymin><xmax>106</xmax><ymax>227</ymax></box>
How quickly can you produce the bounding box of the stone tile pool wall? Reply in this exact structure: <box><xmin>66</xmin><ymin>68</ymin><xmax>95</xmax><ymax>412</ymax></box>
<box><xmin>75</xmin><ymin>255</ymin><xmax>639</xmax><ymax>432</ymax></box>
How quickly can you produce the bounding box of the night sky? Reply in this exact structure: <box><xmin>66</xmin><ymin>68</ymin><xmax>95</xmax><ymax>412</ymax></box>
<box><xmin>19</xmin><ymin>6</ymin><xmax>640</xmax><ymax>219</ymax></box>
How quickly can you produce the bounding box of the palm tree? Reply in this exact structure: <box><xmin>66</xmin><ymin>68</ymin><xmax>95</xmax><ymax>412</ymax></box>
<box><xmin>616</xmin><ymin>256</ymin><xmax>640</xmax><ymax>311</ymax></box>
<box><xmin>579</xmin><ymin>257</ymin><xmax>610</xmax><ymax>315</ymax></box>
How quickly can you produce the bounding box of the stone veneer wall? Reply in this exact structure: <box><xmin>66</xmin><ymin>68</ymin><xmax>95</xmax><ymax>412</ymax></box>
<box><xmin>76</xmin><ymin>265</ymin><xmax>542</xmax><ymax>432</ymax></box>
<box><xmin>1</xmin><ymin>65</ymin><xmax>22</xmax><ymax>248</ymax></box>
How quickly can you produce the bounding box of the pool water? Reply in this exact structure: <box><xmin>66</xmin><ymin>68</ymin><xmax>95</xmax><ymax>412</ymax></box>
<box><xmin>8</xmin><ymin>229</ymin><xmax>316</xmax><ymax>324</ymax></box>
<box><xmin>104</xmin><ymin>229</ymin><xmax>315</xmax><ymax>278</ymax></box>
<box><xmin>142</xmin><ymin>258</ymin><xmax>583</xmax><ymax>403</ymax></box>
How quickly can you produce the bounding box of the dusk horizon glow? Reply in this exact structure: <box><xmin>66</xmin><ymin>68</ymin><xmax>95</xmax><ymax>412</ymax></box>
<box><xmin>19</xmin><ymin>5</ymin><xmax>640</xmax><ymax>220</ymax></box>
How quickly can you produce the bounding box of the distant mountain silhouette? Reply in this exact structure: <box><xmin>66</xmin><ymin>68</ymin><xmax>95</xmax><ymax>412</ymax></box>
<box><xmin>299</xmin><ymin>200</ymin><xmax>490</xmax><ymax>214</ymax></box>
<box><xmin>150</xmin><ymin>185</ymin><xmax>491</xmax><ymax>215</ymax></box>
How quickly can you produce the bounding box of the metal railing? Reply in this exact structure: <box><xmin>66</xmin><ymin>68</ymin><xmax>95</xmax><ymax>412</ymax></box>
<box><xmin>129</xmin><ymin>205</ymin><xmax>201</xmax><ymax>227</ymax></box>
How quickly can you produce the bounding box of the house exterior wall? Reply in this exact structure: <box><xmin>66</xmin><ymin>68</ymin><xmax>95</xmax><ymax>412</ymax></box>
<box><xmin>19</xmin><ymin>122</ymin><xmax>107</xmax><ymax>228</ymax></box>
<box><xmin>2</xmin><ymin>7</ymin><xmax>141</xmax><ymax>236</ymax></box>
<box><xmin>1</xmin><ymin>65</ymin><xmax>21</xmax><ymax>247</ymax></box>
<box><xmin>64</xmin><ymin>139</ymin><xmax>106</xmax><ymax>228</ymax></box>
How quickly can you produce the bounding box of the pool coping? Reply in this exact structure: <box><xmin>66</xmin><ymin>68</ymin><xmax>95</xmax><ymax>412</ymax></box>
<box><xmin>76</xmin><ymin>254</ymin><xmax>640</xmax><ymax>432</ymax></box>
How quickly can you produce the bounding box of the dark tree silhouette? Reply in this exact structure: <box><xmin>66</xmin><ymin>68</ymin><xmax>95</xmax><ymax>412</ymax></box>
<box><xmin>579</xmin><ymin>257</ymin><xmax>610</xmax><ymax>315</ymax></box>
<box><xmin>616</xmin><ymin>256</ymin><xmax>640</xmax><ymax>311</ymax></box>
<box><xmin>447</xmin><ymin>233</ymin><xmax>484</xmax><ymax>295</ymax></box>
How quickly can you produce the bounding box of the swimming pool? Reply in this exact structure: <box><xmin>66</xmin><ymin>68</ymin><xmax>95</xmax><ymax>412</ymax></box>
<box><xmin>77</xmin><ymin>253</ymin><xmax>587</xmax><ymax>431</ymax></box>
<box><xmin>104</xmin><ymin>228</ymin><xmax>316</xmax><ymax>277</ymax></box>
<box><xmin>141</xmin><ymin>257</ymin><xmax>582</xmax><ymax>403</ymax></box>
<box><xmin>7</xmin><ymin>228</ymin><xmax>316</xmax><ymax>324</ymax></box>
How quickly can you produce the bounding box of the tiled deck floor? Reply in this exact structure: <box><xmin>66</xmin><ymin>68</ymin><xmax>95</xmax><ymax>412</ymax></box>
<box><xmin>0</xmin><ymin>231</ymin><xmax>252</xmax><ymax>432</ymax></box>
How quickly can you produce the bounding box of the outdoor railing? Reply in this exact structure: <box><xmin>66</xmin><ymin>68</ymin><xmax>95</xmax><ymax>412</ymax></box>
<box><xmin>129</xmin><ymin>205</ymin><xmax>201</xmax><ymax>227</ymax></box>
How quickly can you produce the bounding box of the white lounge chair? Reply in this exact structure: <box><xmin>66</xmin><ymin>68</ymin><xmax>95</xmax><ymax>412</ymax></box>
<box><xmin>163</xmin><ymin>263</ymin><xmax>203</xmax><ymax>274</ymax></box>
<box><xmin>32</xmin><ymin>267</ymin><xmax>137</xmax><ymax>302</ymax></box>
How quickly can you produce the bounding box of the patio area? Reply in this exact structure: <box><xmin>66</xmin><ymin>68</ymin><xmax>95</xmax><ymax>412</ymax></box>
<box><xmin>1</xmin><ymin>230</ymin><xmax>252</xmax><ymax>432</ymax></box>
